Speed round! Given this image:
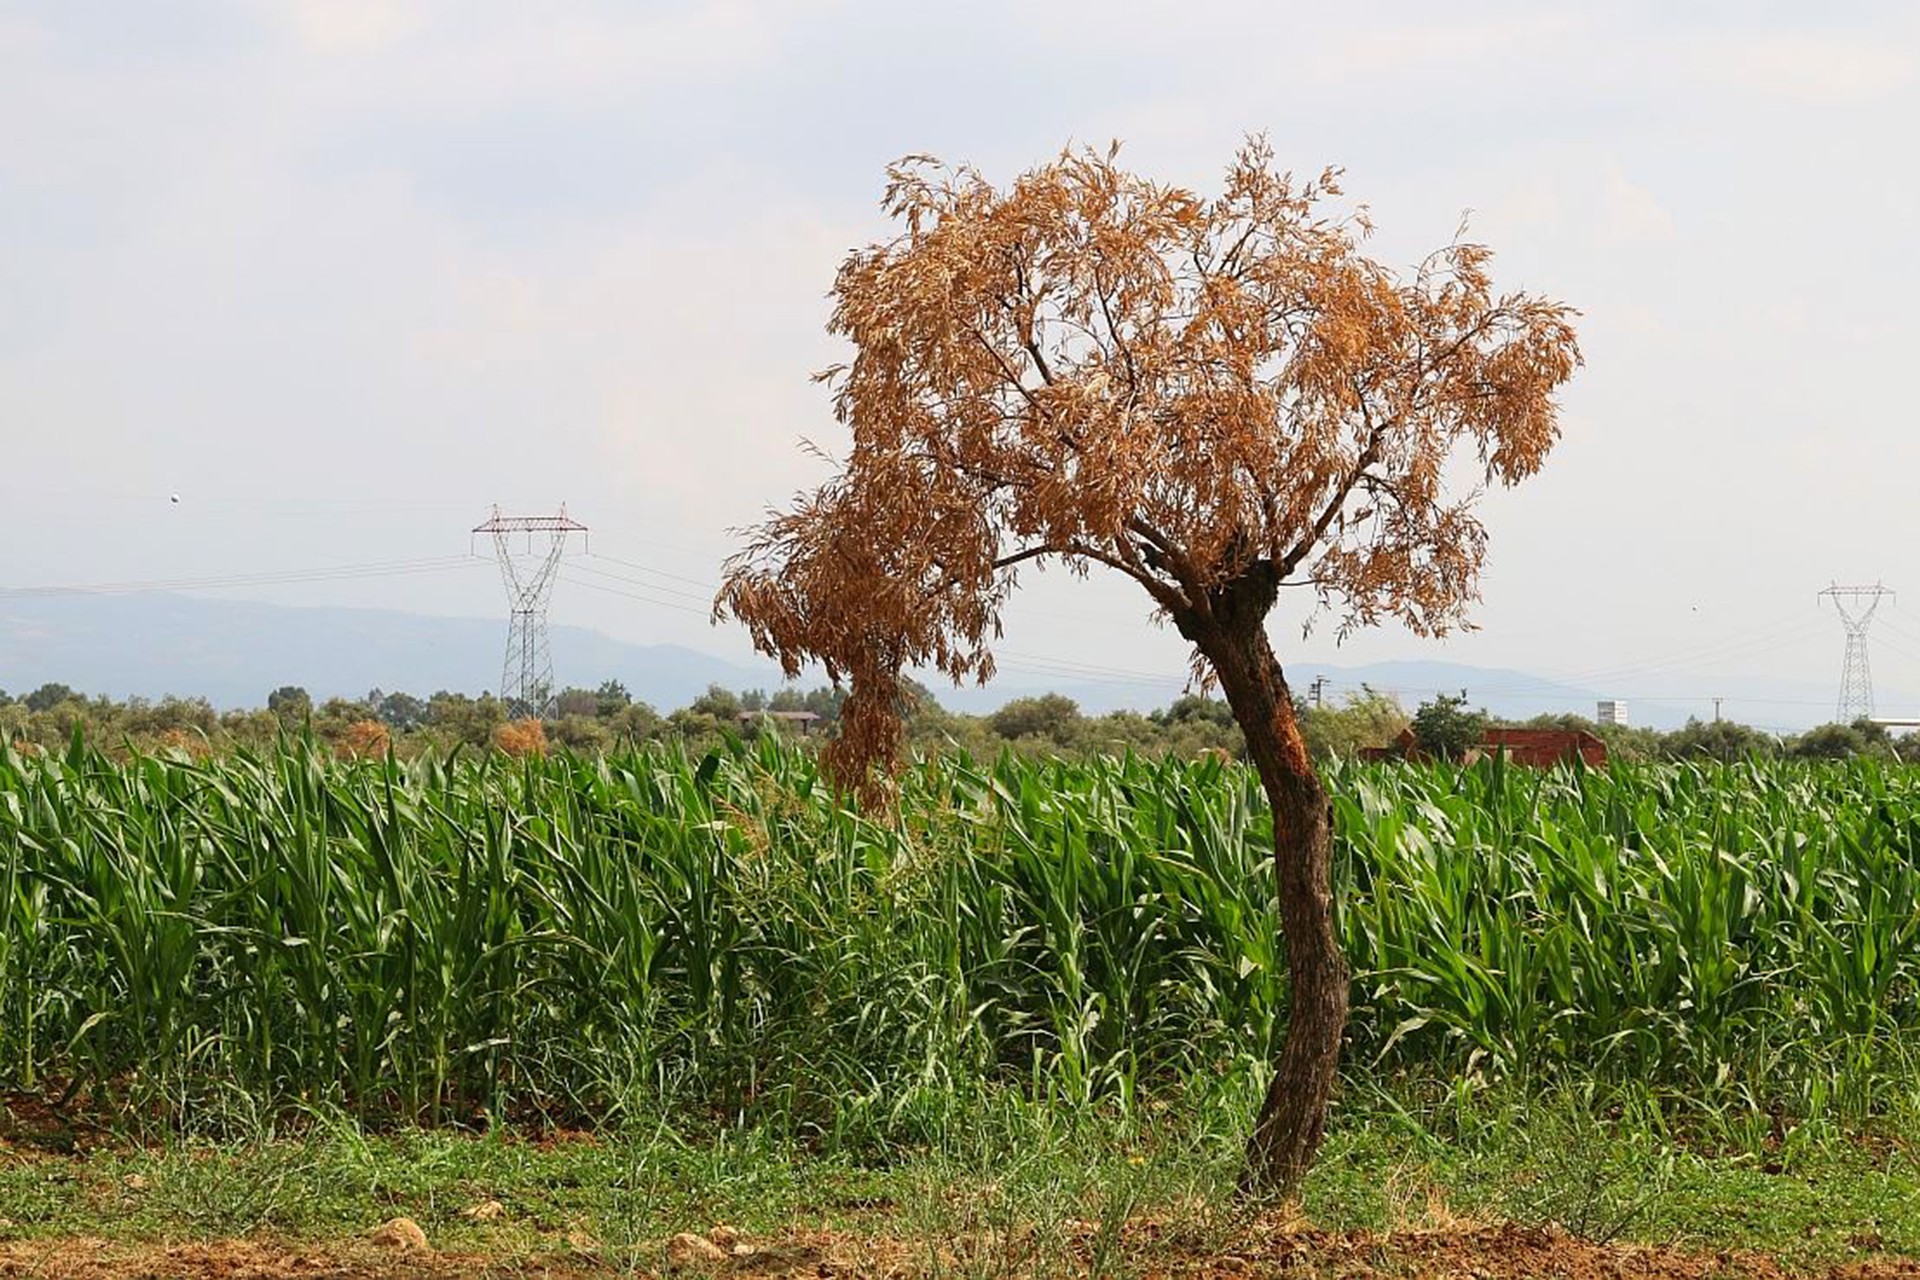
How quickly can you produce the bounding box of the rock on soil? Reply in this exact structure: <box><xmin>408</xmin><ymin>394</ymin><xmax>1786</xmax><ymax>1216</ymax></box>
<box><xmin>367</xmin><ymin>1216</ymin><xmax>430</xmax><ymax>1252</ymax></box>
<box><xmin>666</xmin><ymin>1231</ymin><xmax>729</xmax><ymax>1267</ymax></box>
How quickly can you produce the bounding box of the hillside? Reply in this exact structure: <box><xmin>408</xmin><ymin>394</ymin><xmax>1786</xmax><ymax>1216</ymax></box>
<box><xmin>0</xmin><ymin>593</ymin><xmax>775</xmax><ymax>713</ymax></box>
<box><xmin>0</xmin><ymin>592</ymin><xmax>1868</xmax><ymax>729</ymax></box>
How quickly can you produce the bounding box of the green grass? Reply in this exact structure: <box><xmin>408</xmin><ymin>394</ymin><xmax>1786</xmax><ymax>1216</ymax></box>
<box><xmin>4</xmin><ymin>1085</ymin><xmax>1918</xmax><ymax>1273</ymax></box>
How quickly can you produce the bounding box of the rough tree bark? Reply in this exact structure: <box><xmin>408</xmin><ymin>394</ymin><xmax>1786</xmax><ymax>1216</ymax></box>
<box><xmin>1178</xmin><ymin>566</ymin><xmax>1351</xmax><ymax>1195</ymax></box>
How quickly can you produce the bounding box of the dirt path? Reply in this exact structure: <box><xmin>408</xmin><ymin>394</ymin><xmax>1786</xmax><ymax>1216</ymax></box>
<box><xmin>5</xmin><ymin>1225</ymin><xmax>1920</xmax><ymax>1279</ymax></box>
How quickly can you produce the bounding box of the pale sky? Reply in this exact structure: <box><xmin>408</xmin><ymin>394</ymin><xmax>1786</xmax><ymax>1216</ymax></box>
<box><xmin>5</xmin><ymin>1</ymin><xmax>1920</xmax><ymax>718</ymax></box>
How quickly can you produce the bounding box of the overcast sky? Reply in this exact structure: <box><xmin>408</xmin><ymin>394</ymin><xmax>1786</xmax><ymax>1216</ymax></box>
<box><xmin>5</xmin><ymin>1</ymin><xmax>1919</xmax><ymax>715</ymax></box>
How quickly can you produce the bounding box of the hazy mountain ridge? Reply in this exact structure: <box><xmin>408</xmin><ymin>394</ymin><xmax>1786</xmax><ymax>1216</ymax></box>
<box><xmin>0</xmin><ymin>594</ymin><xmax>775</xmax><ymax>713</ymax></box>
<box><xmin>0</xmin><ymin>593</ymin><xmax>1875</xmax><ymax>731</ymax></box>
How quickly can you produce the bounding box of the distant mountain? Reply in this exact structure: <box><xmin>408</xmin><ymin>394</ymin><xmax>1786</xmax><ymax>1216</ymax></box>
<box><xmin>937</xmin><ymin>658</ymin><xmax>1866</xmax><ymax>733</ymax></box>
<box><xmin>0</xmin><ymin>592</ymin><xmax>1876</xmax><ymax>731</ymax></box>
<box><xmin>0</xmin><ymin>593</ymin><xmax>777</xmax><ymax>712</ymax></box>
<box><xmin>921</xmin><ymin>660</ymin><xmax>1582</xmax><ymax>721</ymax></box>
<box><xmin>941</xmin><ymin>660</ymin><xmax>1607</xmax><ymax>724</ymax></box>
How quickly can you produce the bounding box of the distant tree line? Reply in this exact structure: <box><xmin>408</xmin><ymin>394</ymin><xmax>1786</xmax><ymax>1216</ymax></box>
<box><xmin>0</xmin><ymin>677</ymin><xmax>1912</xmax><ymax>765</ymax></box>
<box><xmin>1351</xmin><ymin>688</ymin><xmax>1920</xmax><ymax>764</ymax></box>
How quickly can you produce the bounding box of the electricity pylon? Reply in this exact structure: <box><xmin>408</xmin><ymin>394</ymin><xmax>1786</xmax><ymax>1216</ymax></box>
<box><xmin>473</xmin><ymin>505</ymin><xmax>588</xmax><ymax>718</ymax></box>
<box><xmin>1818</xmin><ymin>582</ymin><xmax>1893</xmax><ymax>724</ymax></box>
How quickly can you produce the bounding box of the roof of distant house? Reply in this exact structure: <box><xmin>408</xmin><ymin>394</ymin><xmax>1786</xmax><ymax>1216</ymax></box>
<box><xmin>1359</xmin><ymin>724</ymin><xmax>1607</xmax><ymax>767</ymax></box>
<box><xmin>1473</xmin><ymin>727</ymin><xmax>1607</xmax><ymax>767</ymax></box>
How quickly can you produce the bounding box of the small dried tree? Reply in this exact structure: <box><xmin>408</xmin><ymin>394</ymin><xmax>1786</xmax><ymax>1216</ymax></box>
<box><xmin>718</xmin><ymin>140</ymin><xmax>1579</xmax><ymax>1191</ymax></box>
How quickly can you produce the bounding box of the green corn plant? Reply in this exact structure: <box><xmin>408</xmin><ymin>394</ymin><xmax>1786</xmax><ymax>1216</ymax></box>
<box><xmin>5</xmin><ymin>735</ymin><xmax>1920</xmax><ymax>1141</ymax></box>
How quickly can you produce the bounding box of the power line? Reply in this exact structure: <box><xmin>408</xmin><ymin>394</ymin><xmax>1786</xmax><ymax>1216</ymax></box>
<box><xmin>581</xmin><ymin>549</ymin><xmax>720</xmax><ymax>592</ymax></box>
<box><xmin>993</xmin><ymin>662</ymin><xmax>1184</xmax><ymax>690</ymax></box>
<box><xmin>556</xmin><ymin>572</ymin><xmax>711</xmax><ymax>616</ymax></box>
<box><xmin>1454</xmin><ymin>626</ymin><xmax>1832</xmax><ymax>703</ymax></box>
<box><xmin>571</xmin><ymin>541</ymin><xmax>1886</xmax><ymax>719</ymax></box>
<box><xmin>997</xmin><ymin>648</ymin><xmax>1189</xmax><ymax>684</ymax></box>
<box><xmin>1519</xmin><ymin>614</ymin><xmax>1830</xmax><ymax>693</ymax></box>
<box><xmin>1871</xmin><ymin>614</ymin><xmax>1920</xmax><ymax>655</ymax></box>
<box><xmin>0</xmin><ymin>555</ymin><xmax>485</xmax><ymax>598</ymax></box>
<box><xmin>570</xmin><ymin>558</ymin><xmax>715</xmax><ymax>605</ymax></box>
<box><xmin>0</xmin><ymin>485</ymin><xmax>495</xmax><ymax>515</ymax></box>
<box><xmin>587</xmin><ymin>539</ymin><xmax>1174</xmax><ymax>627</ymax></box>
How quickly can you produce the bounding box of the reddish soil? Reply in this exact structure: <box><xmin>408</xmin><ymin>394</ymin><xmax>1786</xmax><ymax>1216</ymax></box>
<box><xmin>0</xmin><ymin>1237</ymin><xmax>561</xmax><ymax>1278</ymax></box>
<box><xmin>1188</xmin><ymin>1224</ymin><xmax>1920</xmax><ymax>1278</ymax></box>
<box><xmin>4</xmin><ymin>1225</ymin><xmax>1920</xmax><ymax>1279</ymax></box>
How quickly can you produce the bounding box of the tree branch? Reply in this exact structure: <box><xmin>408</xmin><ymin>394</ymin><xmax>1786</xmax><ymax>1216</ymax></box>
<box><xmin>1278</xmin><ymin>387</ymin><xmax>1391</xmax><ymax>575</ymax></box>
<box><xmin>993</xmin><ymin>545</ymin><xmax>1052</xmax><ymax>571</ymax></box>
<box><xmin>1092</xmin><ymin>267</ymin><xmax>1139</xmax><ymax>395</ymax></box>
<box><xmin>1025</xmin><ymin>336</ymin><xmax>1056</xmax><ymax>386</ymax></box>
<box><xmin>1009</xmin><ymin>252</ymin><xmax>1056</xmax><ymax>386</ymax></box>
<box><xmin>1115</xmin><ymin>523</ymin><xmax>1212</xmax><ymax>623</ymax></box>
<box><xmin>968</xmin><ymin>324</ymin><xmax>1047</xmax><ymax>415</ymax></box>
<box><xmin>1278</xmin><ymin>308</ymin><xmax>1510</xmax><ymax>578</ymax></box>
<box><xmin>1066</xmin><ymin>539</ymin><xmax>1189</xmax><ymax>614</ymax></box>
<box><xmin>1125</xmin><ymin>516</ymin><xmax>1175</xmax><ymax>556</ymax></box>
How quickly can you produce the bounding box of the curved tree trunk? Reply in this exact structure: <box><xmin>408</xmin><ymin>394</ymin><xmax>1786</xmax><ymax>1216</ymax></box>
<box><xmin>1193</xmin><ymin>608</ymin><xmax>1350</xmax><ymax>1195</ymax></box>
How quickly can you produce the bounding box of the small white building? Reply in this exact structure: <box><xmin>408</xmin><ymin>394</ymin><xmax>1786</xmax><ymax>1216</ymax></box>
<box><xmin>1595</xmin><ymin>699</ymin><xmax>1628</xmax><ymax>726</ymax></box>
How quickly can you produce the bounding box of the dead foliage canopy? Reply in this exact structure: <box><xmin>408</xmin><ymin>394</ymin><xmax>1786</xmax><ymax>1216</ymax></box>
<box><xmin>718</xmin><ymin>139</ymin><xmax>1581</xmax><ymax>795</ymax></box>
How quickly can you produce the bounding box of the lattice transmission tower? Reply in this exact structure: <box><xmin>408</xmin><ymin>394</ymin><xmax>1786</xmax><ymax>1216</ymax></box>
<box><xmin>473</xmin><ymin>505</ymin><xmax>588</xmax><ymax>718</ymax></box>
<box><xmin>1818</xmin><ymin>582</ymin><xmax>1893</xmax><ymax>723</ymax></box>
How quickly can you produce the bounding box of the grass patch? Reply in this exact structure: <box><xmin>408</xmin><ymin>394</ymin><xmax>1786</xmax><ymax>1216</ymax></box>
<box><xmin>4</xmin><ymin>1083</ymin><xmax>1918</xmax><ymax>1275</ymax></box>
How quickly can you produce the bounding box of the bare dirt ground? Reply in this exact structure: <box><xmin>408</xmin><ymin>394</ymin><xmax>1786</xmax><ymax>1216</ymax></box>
<box><xmin>6</xmin><ymin>1224</ymin><xmax>1920</xmax><ymax>1280</ymax></box>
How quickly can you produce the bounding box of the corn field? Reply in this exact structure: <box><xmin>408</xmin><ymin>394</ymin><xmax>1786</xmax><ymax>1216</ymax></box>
<box><xmin>4</xmin><ymin>736</ymin><xmax>1920</xmax><ymax>1136</ymax></box>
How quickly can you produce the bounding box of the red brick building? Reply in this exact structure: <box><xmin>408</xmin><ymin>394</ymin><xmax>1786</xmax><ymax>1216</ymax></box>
<box><xmin>1360</xmin><ymin>726</ymin><xmax>1607</xmax><ymax>767</ymax></box>
<box><xmin>1474</xmin><ymin>727</ymin><xmax>1607</xmax><ymax>767</ymax></box>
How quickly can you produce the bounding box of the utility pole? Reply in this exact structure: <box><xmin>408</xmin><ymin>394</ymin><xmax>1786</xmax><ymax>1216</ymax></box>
<box><xmin>1309</xmin><ymin>674</ymin><xmax>1329</xmax><ymax>709</ymax></box>
<box><xmin>473</xmin><ymin>504</ymin><xmax>588</xmax><ymax>719</ymax></box>
<box><xmin>1712</xmin><ymin>696</ymin><xmax>1723</xmax><ymax>723</ymax></box>
<box><xmin>1818</xmin><ymin>582</ymin><xmax>1894</xmax><ymax>724</ymax></box>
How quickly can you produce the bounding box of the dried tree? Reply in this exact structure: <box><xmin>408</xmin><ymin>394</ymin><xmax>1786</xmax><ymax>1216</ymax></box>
<box><xmin>718</xmin><ymin>140</ymin><xmax>1580</xmax><ymax>1191</ymax></box>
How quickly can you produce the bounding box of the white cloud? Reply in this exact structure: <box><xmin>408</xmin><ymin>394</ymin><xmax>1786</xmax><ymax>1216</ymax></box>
<box><xmin>1306</xmin><ymin>11</ymin><xmax>1588</xmax><ymax>82</ymax></box>
<box><xmin>1705</xmin><ymin>31</ymin><xmax>1915</xmax><ymax>102</ymax></box>
<box><xmin>263</xmin><ymin>1</ymin><xmax>840</xmax><ymax>107</ymax></box>
<box><xmin>1489</xmin><ymin>177</ymin><xmax>1562</xmax><ymax>231</ymax></box>
<box><xmin>1762</xmin><ymin>299</ymin><xmax>1811</xmax><ymax>335</ymax></box>
<box><xmin>0</xmin><ymin>14</ymin><xmax>50</xmax><ymax>57</ymax></box>
<box><xmin>1599</xmin><ymin>163</ymin><xmax>1676</xmax><ymax>245</ymax></box>
<box><xmin>276</xmin><ymin>0</ymin><xmax>425</xmax><ymax>54</ymax></box>
<box><xmin>1590</xmin><ymin>300</ymin><xmax>1671</xmax><ymax>343</ymax></box>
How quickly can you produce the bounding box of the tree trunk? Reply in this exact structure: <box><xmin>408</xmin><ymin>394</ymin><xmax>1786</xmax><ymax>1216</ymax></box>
<box><xmin>1190</xmin><ymin>605</ymin><xmax>1350</xmax><ymax>1196</ymax></box>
